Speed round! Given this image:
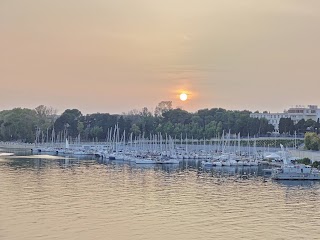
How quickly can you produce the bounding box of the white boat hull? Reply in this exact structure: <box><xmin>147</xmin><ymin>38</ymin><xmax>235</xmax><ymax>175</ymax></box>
<box><xmin>272</xmin><ymin>173</ymin><xmax>320</xmax><ymax>180</ymax></box>
<box><xmin>159</xmin><ymin>159</ymin><xmax>179</xmax><ymax>164</ymax></box>
<box><xmin>0</xmin><ymin>153</ymin><xmax>14</xmax><ymax>156</ymax></box>
<box><xmin>135</xmin><ymin>159</ymin><xmax>156</xmax><ymax>164</ymax></box>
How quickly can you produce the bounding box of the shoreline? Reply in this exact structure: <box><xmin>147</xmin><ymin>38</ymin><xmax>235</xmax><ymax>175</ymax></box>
<box><xmin>0</xmin><ymin>142</ymin><xmax>35</xmax><ymax>149</ymax></box>
<box><xmin>2</xmin><ymin>142</ymin><xmax>320</xmax><ymax>162</ymax></box>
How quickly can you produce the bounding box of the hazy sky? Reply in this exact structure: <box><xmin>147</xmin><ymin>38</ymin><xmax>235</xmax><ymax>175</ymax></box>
<box><xmin>1</xmin><ymin>0</ymin><xmax>320</xmax><ymax>114</ymax></box>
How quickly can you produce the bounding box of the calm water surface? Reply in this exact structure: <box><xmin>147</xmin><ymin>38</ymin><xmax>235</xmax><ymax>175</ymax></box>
<box><xmin>1</xmin><ymin>149</ymin><xmax>320</xmax><ymax>240</ymax></box>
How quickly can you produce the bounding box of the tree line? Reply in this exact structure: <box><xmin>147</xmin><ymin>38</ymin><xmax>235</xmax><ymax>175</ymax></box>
<box><xmin>6</xmin><ymin>103</ymin><xmax>320</xmax><ymax>144</ymax></box>
<box><xmin>279</xmin><ymin>118</ymin><xmax>320</xmax><ymax>135</ymax></box>
<box><xmin>0</xmin><ymin>105</ymin><xmax>57</xmax><ymax>143</ymax></box>
<box><xmin>0</xmin><ymin>102</ymin><xmax>276</xmax><ymax>143</ymax></box>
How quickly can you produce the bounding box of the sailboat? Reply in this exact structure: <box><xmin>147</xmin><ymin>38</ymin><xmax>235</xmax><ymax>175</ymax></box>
<box><xmin>65</xmin><ymin>138</ymin><xmax>69</xmax><ymax>149</ymax></box>
<box><xmin>63</xmin><ymin>138</ymin><xmax>73</xmax><ymax>154</ymax></box>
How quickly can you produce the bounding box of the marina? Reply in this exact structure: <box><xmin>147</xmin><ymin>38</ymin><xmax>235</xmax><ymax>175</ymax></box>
<box><xmin>0</xmin><ymin>132</ymin><xmax>314</xmax><ymax>170</ymax></box>
<box><xmin>1</xmin><ymin>130</ymin><xmax>305</xmax><ymax>166</ymax></box>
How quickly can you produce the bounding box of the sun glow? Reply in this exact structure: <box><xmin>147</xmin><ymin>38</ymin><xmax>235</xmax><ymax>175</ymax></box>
<box><xmin>180</xmin><ymin>93</ymin><xmax>188</xmax><ymax>101</ymax></box>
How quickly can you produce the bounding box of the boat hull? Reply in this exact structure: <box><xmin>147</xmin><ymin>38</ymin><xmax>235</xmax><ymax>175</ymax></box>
<box><xmin>158</xmin><ymin>160</ymin><xmax>179</xmax><ymax>164</ymax></box>
<box><xmin>272</xmin><ymin>173</ymin><xmax>320</xmax><ymax>180</ymax></box>
<box><xmin>135</xmin><ymin>159</ymin><xmax>156</xmax><ymax>164</ymax></box>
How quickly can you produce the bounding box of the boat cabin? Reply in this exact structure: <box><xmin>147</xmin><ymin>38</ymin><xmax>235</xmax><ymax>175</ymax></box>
<box><xmin>281</xmin><ymin>164</ymin><xmax>312</xmax><ymax>174</ymax></box>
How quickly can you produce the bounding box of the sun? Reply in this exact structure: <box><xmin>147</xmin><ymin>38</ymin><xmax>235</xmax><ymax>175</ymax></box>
<box><xmin>180</xmin><ymin>93</ymin><xmax>188</xmax><ymax>101</ymax></box>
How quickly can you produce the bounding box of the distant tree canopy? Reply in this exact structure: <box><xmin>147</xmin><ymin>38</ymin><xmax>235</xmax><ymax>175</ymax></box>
<box><xmin>154</xmin><ymin>101</ymin><xmax>172</xmax><ymax>117</ymax></box>
<box><xmin>278</xmin><ymin>118</ymin><xmax>320</xmax><ymax>135</ymax></box>
<box><xmin>54</xmin><ymin>109</ymin><xmax>82</xmax><ymax>138</ymax></box>
<box><xmin>304</xmin><ymin>132</ymin><xmax>320</xmax><ymax>151</ymax></box>
<box><xmin>4</xmin><ymin>103</ymin><xmax>320</xmax><ymax>149</ymax></box>
<box><xmin>0</xmin><ymin>105</ymin><xmax>57</xmax><ymax>142</ymax></box>
<box><xmin>2</xmin><ymin>102</ymin><xmax>279</xmax><ymax>143</ymax></box>
<box><xmin>0</xmin><ymin>103</ymin><xmax>278</xmax><ymax>143</ymax></box>
<box><xmin>279</xmin><ymin>118</ymin><xmax>295</xmax><ymax>135</ymax></box>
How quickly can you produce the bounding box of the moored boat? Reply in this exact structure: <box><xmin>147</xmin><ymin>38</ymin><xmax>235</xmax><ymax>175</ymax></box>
<box><xmin>0</xmin><ymin>153</ymin><xmax>14</xmax><ymax>156</ymax></box>
<box><xmin>271</xmin><ymin>164</ymin><xmax>320</xmax><ymax>180</ymax></box>
<box><xmin>135</xmin><ymin>157</ymin><xmax>157</xmax><ymax>164</ymax></box>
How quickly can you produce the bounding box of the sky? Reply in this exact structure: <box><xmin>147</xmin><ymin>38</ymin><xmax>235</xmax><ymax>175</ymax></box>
<box><xmin>1</xmin><ymin>0</ymin><xmax>320</xmax><ymax>114</ymax></box>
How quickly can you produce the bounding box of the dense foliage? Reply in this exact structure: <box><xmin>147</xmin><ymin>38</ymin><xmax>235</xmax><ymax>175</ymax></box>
<box><xmin>296</xmin><ymin>158</ymin><xmax>312</xmax><ymax>165</ymax></box>
<box><xmin>0</xmin><ymin>106</ymin><xmax>56</xmax><ymax>142</ymax></box>
<box><xmin>2</xmin><ymin>103</ymin><xmax>320</xmax><ymax>145</ymax></box>
<box><xmin>296</xmin><ymin>158</ymin><xmax>320</xmax><ymax>169</ymax></box>
<box><xmin>279</xmin><ymin>118</ymin><xmax>320</xmax><ymax>135</ymax></box>
<box><xmin>0</xmin><ymin>103</ymin><xmax>276</xmax><ymax>143</ymax></box>
<box><xmin>304</xmin><ymin>132</ymin><xmax>320</xmax><ymax>151</ymax></box>
<box><xmin>312</xmin><ymin>161</ymin><xmax>320</xmax><ymax>169</ymax></box>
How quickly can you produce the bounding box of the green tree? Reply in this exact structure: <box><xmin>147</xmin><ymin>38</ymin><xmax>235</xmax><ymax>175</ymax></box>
<box><xmin>130</xmin><ymin>124</ymin><xmax>141</xmax><ymax>137</ymax></box>
<box><xmin>54</xmin><ymin>109</ymin><xmax>82</xmax><ymax>138</ymax></box>
<box><xmin>90</xmin><ymin>126</ymin><xmax>103</xmax><ymax>139</ymax></box>
<box><xmin>304</xmin><ymin>132</ymin><xmax>320</xmax><ymax>151</ymax></box>
<box><xmin>154</xmin><ymin>101</ymin><xmax>172</xmax><ymax>117</ymax></box>
<box><xmin>295</xmin><ymin>119</ymin><xmax>306</xmax><ymax>134</ymax></box>
<box><xmin>0</xmin><ymin>108</ymin><xmax>38</xmax><ymax>142</ymax></box>
<box><xmin>162</xmin><ymin>108</ymin><xmax>191</xmax><ymax>125</ymax></box>
<box><xmin>305</xmin><ymin>119</ymin><xmax>316</xmax><ymax>132</ymax></box>
<box><xmin>77</xmin><ymin>122</ymin><xmax>85</xmax><ymax>136</ymax></box>
<box><xmin>279</xmin><ymin>118</ymin><xmax>295</xmax><ymax>134</ymax></box>
<box><xmin>297</xmin><ymin>158</ymin><xmax>311</xmax><ymax>165</ymax></box>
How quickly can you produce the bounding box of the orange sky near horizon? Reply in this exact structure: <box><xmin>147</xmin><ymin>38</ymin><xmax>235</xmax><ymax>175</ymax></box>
<box><xmin>1</xmin><ymin>0</ymin><xmax>320</xmax><ymax>114</ymax></box>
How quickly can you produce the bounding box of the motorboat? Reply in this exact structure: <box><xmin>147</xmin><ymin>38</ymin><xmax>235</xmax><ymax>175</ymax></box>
<box><xmin>0</xmin><ymin>153</ymin><xmax>14</xmax><ymax>156</ymax></box>
<box><xmin>271</xmin><ymin>164</ymin><xmax>320</xmax><ymax>180</ymax></box>
<box><xmin>135</xmin><ymin>157</ymin><xmax>157</xmax><ymax>164</ymax></box>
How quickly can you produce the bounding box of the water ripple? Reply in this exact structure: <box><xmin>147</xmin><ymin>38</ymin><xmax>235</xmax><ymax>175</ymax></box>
<box><xmin>1</xmin><ymin>158</ymin><xmax>320</xmax><ymax>240</ymax></box>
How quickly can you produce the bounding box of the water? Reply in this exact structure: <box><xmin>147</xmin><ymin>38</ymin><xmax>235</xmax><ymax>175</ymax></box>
<box><xmin>1</xmin><ymin>149</ymin><xmax>320</xmax><ymax>240</ymax></box>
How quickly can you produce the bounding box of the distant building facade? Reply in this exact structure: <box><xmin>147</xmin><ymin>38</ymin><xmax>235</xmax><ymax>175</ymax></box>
<box><xmin>250</xmin><ymin>105</ymin><xmax>320</xmax><ymax>132</ymax></box>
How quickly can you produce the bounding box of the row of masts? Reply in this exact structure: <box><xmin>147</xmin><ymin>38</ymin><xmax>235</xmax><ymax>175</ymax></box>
<box><xmin>35</xmin><ymin>125</ymin><xmax>297</xmax><ymax>154</ymax></box>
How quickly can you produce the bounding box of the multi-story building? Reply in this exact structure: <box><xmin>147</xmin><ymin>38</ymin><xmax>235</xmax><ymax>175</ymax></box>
<box><xmin>250</xmin><ymin>105</ymin><xmax>320</xmax><ymax>132</ymax></box>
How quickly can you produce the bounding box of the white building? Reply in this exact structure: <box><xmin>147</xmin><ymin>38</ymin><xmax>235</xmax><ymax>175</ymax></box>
<box><xmin>250</xmin><ymin>105</ymin><xmax>320</xmax><ymax>132</ymax></box>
